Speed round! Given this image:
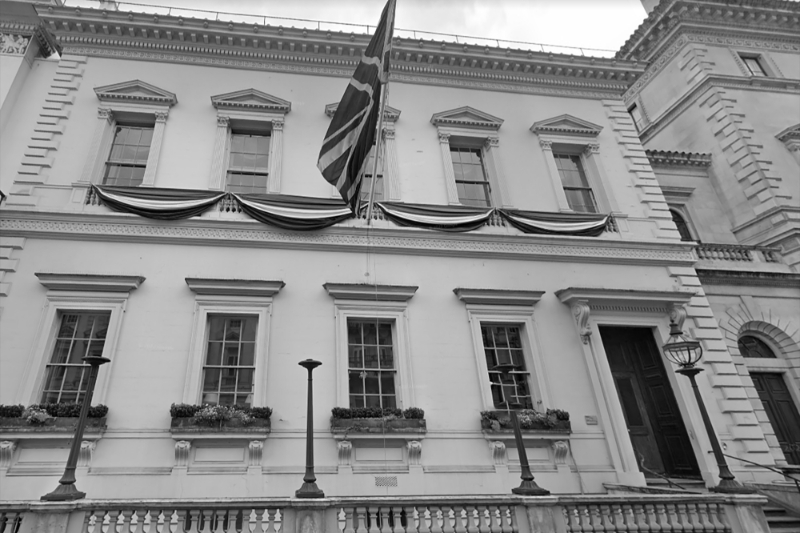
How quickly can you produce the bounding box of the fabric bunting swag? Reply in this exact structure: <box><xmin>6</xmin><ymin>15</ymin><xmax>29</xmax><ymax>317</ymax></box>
<box><xmin>92</xmin><ymin>185</ymin><xmax>226</xmax><ymax>220</ymax></box>
<box><xmin>232</xmin><ymin>193</ymin><xmax>353</xmax><ymax>231</ymax></box>
<box><xmin>91</xmin><ymin>185</ymin><xmax>611</xmax><ymax>236</ymax></box>
<box><xmin>498</xmin><ymin>209</ymin><xmax>609</xmax><ymax>237</ymax></box>
<box><xmin>377</xmin><ymin>202</ymin><xmax>495</xmax><ymax>232</ymax></box>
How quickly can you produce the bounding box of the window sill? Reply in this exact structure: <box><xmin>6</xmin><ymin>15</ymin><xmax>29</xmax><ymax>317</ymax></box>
<box><xmin>331</xmin><ymin>418</ymin><xmax>426</xmax><ymax>440</ymax></box>
<box><xmin>0</xmin><ymin>417</ymin><xmax>107</xmax><ymax>439</ymax></box>
<box><xmin>169</xmin><ymin>417</ymin><xmax>271</xmax><ymax>440</ymax></box>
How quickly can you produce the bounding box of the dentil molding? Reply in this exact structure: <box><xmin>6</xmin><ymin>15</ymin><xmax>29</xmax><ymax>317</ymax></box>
<box><xmin>0</xmin><ymin>212</ymin><xmax>696</xmax><ymax>266</ymax></box>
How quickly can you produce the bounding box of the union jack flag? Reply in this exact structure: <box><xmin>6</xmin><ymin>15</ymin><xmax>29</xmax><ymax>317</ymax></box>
<box><xmin>317</xmin><ymin>0</ymin><xmax>396</xmax><ymax>212</ymax></box>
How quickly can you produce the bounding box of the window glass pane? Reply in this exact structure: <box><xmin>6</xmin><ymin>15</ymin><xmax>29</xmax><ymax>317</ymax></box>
<box><xmin>206</xmin><ymin>342</ymin><xmax>222</xmax><ymax>366</ymax></box>
<box><xmin>239</xmin><ymin>343</ymin><xmax>255</xmax><ymax>367</ymax></box>
<box><xmin>481</xmin><ymin>324</ymin><xmax>533</xmax><ymax>409</ymax></box>
<box><xmin>202</xmin><ymin>315</ymin><xmax>258</xmax><ymax>407</ymax></box>
<box><xmin>670</xmin><ymin>209</ymin><xmax>694</xmax><ymax>241</ymax></box>
<box><xmin>738</xmin><ymin>336</ymin><xmax>776</xmax><ymax>358</ymax></box>
<box><xmin>347</xmin><ymin>318</ymin><xmax>396</xmax><ymax>409</ymax></box>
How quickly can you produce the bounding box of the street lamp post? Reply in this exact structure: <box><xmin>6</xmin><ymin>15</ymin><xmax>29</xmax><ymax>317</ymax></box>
<box><xmin>41</xmin><ymin>355</ymin><xmax>110</xmax><ymax>501</ymax></box>
<box><xmin>295</xmin><ymin>359</ymin><xmax>325</xmax><ymax>498</ymax></box>
<box><xmin>493</xmin><ymin>364</ymin><xmax>550</xmax><ymax>496</ymax></box>
<box><xmin>662</xmin><ymin>321</ymin><xmax>755</xmax><ymax>494</ymax></box>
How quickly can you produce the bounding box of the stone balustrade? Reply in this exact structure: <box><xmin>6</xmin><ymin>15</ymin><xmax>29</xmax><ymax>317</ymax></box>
<box><xmin>696</xmin><ymin>243</ymin><xmax>781</xmax><ymax>264</ymax></box>
<box><xmin>2</xmin><ymin>493</ymin><xmax>770</xmax><ymax>533</ymax></box>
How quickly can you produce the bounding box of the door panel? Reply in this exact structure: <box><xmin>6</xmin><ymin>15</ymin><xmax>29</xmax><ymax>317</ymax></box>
<box><xmin>752</xmin><ymin>373</ymin><xmax>800</xmax><ymax>465</ymax></box>
<box><xmin>600</xmin><ymin>326</ymin><xmax>700</xmax><ymax>478</ymax></box>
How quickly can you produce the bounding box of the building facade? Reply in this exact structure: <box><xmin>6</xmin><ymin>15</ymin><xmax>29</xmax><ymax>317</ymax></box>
<box><xmin>0</xmin><ymin>0</ymin><xmax>797</xmax><ymax>505</ymax></box>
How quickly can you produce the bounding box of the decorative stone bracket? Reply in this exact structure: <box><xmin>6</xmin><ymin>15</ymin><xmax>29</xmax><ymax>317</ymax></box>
<box><xmin>0</xmin><ymin>440</ymin><xmax>17</xmax><ymax>468</ymax></box>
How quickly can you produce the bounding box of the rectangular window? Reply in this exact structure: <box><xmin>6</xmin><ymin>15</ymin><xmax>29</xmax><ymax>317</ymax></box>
<box><xmin>554</xmin><ymin>153</ymin><xmax>598</xmax><ymax>213</ymax></box>
<box><xmin>103</xmin><ymin>126</ymin><xmax>153</xmax><ymax>187</ymax></box>
<box><xmin>741</xmin><ymin>55</ymin><xmax>767</xmax><ymax>77</ymax></box>
<box><xmin>201</xmin><ymin>315</ymin><xmax>257</xmax><ymax>407</ymax></box>
<box><xmin>347</xmin><ymin>318</ymin><xmax>396</xmax><ymax>409</ymax></box>
<box><xmin>360</xmin><ymin>149</ymin><xmax>384</xmax><ymax>204</ymax></box>
<box><xmin>227</xmin><ymin>133</ymin><xmax>270</xmax><ymax>194</ymax></box>
<box><xmin>451</xmin><ymin>146</ymin><xmax>491</xmax><ymax>207</ymax></box>
<box><xmin>41</xmin><ymin>312</ymin><xmax>111</xmax><ymax>403</ymax></box>
<box><xmin>628</xmin><ymin>104</ymin><xmax>645</xmax><ymax>132</ymax></box>
<box><xmin>481</xmin><ymin>324</ymin><xmax>534</xmax><ymax>409</ymax></box>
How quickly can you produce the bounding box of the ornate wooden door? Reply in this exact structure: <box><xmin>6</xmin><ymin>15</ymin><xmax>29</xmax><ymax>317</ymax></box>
<box><xmin>752</xmin><ymin>373</ymin><xmax>800</xmax><ymax>465</ymax></box>
<box><xmin>600</xmin><ymin>326</ymin><xmax>700</xmax><ymax>478</ymax></box>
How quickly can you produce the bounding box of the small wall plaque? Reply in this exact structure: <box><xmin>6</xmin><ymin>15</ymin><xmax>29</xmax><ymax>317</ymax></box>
<box><xmin>585</xmin><ymin>415</ymin><xmax>598</xmax><ymax>425</ymax></box>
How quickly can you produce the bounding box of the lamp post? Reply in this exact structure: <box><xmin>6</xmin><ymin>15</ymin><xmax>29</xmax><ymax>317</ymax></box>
<box><xmin>493</xmin><ymin>364</ymin><xmax>550</xmax><ymax>496</ymax></box>
<box><xmin>295</xmin><ymin>359</ymin><xmax>324</xmax><ymax>498</ymax></box>
<box><xmin>662</xmin><ymin>322</ymin><xmax>755</xmax><ymax>494</ymax></box>
<box><xmin>41</xmin><ymin>355</ymin><xmax>110</xmax><ymax>501</ymax></box>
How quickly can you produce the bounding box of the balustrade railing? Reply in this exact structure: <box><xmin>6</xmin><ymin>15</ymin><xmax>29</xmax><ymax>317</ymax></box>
<box><xmin>696</xmin><ymin>242</ymin><xmax>781</xmax><ymax>263</ymax></box>
<box><xmin>5</xmin><ymin>493</ymin><xmax>770</xmax><ymax>533</ymax></box>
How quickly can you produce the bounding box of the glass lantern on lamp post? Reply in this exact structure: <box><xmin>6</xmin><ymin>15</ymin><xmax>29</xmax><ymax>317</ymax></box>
<box><xmin>493</xmin><ymin>363</ymin><xmax>550</xmax><ymax>496</ymax></box>
<box><xmin>662</xmin><ymin>322</ymin><xmax>754</xmax><ymax>494</ymax></box>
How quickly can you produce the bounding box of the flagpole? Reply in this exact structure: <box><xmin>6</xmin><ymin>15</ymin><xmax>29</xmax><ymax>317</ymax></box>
<box><xmin>365</xmin><ymin>79</ymin><xmax>389</xmax><ymax>226</ymax></box>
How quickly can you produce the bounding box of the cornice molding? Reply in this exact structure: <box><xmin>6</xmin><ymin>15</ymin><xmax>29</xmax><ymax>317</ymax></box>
<box><xmin>0</xmin><ymin>211</ymin><xmax>697</xmax><ymax>267</ymax></box>
<box><xmin>696</xmin><ymin>269</ymin><xmax>800</xmax><ymax>289</ymax></box>
<box><xmin>646</xmin><ymin>150</ymin><xmax>712</xmax><ymax>167</ymax></box>
<box><xmin>623</xmin><ymin>32</ymin><xmax>799</xmax><ymax>103</ymax></box>
<box><xmin>453</xmin><ymin>288</ymin><xmax>544</xmax><ymax>306</ymax></box>
<box><xmin>530</xmin><ymin>114</ymin><xmax>603</xmax><ymax>137</ymax></box>
<box><xmin>617</xmin><ymin>0</ymin><xmax>800</xmax><ymax>61</ymax></box>
<box><xmin>431</xmin><ymin>106</ymin><xmax>503</xmax><ymax>130</ymax></box>
<box><xmin>37</xmin><ymin>4</ymin><xmax>645</xmax><ymax>97</ymax></box>
<box><xmin>555</xmin><ymin>287</ymin><xmax>695</xmax><ymax>310</ymax></box>
<box><xmin>210</xmin><ymin>89</ymin><xmax>291</xmax><ymax>113</ymax></box>
<box><xmin>94</xmin><ymin>79</ymin><xmax>177</xmax><ymax>106</ymax></box>
<box><xmin>185</xmin><ymin>278</ymin><xmax>285</xmax><ymax>297</ymax></box>
<box><xmin>35</xmin><ymin>272</ymin><xmax>145</xmax><ymax>292</ymax></box>
<box><xmin>323</xmin><ymin>283</ymin><xmax>418</xmax><ymax>301</ymax></box>
<box><xmin>326</xmin><ymin>102</ymin><xmax>400</xmax><ymax>122</ymax></box>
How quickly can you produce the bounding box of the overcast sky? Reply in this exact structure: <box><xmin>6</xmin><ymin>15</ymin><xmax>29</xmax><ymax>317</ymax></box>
<box><xmin>94</xmin><ymin>0</ymin><xmax>650</xmax><ymax>56</ymax></box>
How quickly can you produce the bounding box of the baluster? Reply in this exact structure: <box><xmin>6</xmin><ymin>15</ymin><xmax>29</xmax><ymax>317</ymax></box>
<box><xmin>266</xmin><ymin>509</ymin><xmax>279</xmax><ymax>533</ymax></box>
<box><xmin>600</xmin><ymin>506</ymin><xmax>615</xmax><ymax>532</ymax></box>
<box><xmin>199</xmin><ymin>510</ymin><xmax>214</xmax><ymax>533</ymax></box>
<box><xmin>252</xmin><ymin>509</ymin><xmax>264</xmax><ymax>533</ymax></box>
<box><xmin>418</xmin><ymin>508</ymin><xmax>431</xmax><ymax>533</ymax></box>
<box><xmin>576</xmin><ymin>506</ymin><xmax>591</xmax><ymax>533</ymax></box>
<box><xmin>696</xmin><ymin>504</ymin><xmax>714</xmax><ymax>532</ymax></box>
<box><xmin>341</xmin><ymin>508</ymin><xmax>355</xmax><ymax>533</ymax></box>
<box><xmin>655</xmin><ymin>505</ymin><xmax>671</xmax><ymax>532</ymax></box>
<box><xmin>392</xmin><ymin>507</ymin><xmax>404</xmax><ymax>533</ymax></box>
<box><xmin>227</xmin><ymin>510</ymin><xmax>240</xmax><ymax>533</ymax></box>
<box><xmin>355</xmin><ymin>508</ymin><xmax>368</xmax><ymax>533</ymax></box>
<box><xmin>451</xmin><ymin>506</ymin><xmax>465</xmax><ymax>533</ymax></box>
<box><xmin>404</xmin><ymin>507</ymin><xmax>419</xmax><ymax>533</ymax></box>
<box><xmin>368</xmin><ymin>507</ymin><xmax>381</xmax><ymax>533</ymax></box>
<box><xmin>164</xmin><ymin>511</ymin><xmax>177</xmax><ymax>533</ymax></box>
<box><xmin>380</xmin><ymin>508</ymin><xmax>392</xmax><ymax>533</ymax></box>
<box><xmin>463</xmin><ymin>506</ymin><xmax>478</xmax><ymax>533</ymax></box>
<box><xmin>83</xmin><ymin>510</ymin><xmax>98</xmax><ymax>533</ymax></box>
<box><xmin>620</xmin><ymin>505</ymin><xmax>637</xmax><ymax>533</ymax></box>
<box><xmin>610</xmin><ymin>505</ymin><xmax>626</xmax><ymax>532</ymax></box>
<box><xmin>441</xmin><ymin>506</ymin><xmax>454</xmax><ymax>533</ymax></box>
<box><xmin>175</xmin><ymin>511</ymin><xmax>189</xmax><ymax>533</ymax></box>
<box><xmin>429</xmin><ymin>507</ymin><xmax>443</xmax><ymax>533</ymax></box>
<box><xmin>664</xmin><ymin>505</ymin><xmax>681</xmax><ymax>532</ymax></box>
<box><xmin>475</xmin><ymin>507</ymin><xmax>490</xmax><ymax>533</ymax></box>
<box><xmin>632</xmin><ymin>505</ymin><xmax>648</xmax><ymax>532</ymax></box>
<box><xmin>686</xmin><ymin>504</ymin><xmax>701</xmax><ymax>532</ymax></box>
<box><xmin>504</xmin><ymin>506</ymin><xmax>517</xmax><ymax>533</ymax></box>
<box><xmin>645</xmin><ymin>505</ymin><xmax>660</xmax><ymax>532</ymax></box>
<box><xmin>589</xmin><ymin>505</ymin><xmax>603</xmax><ymax>532</ymax></box>
<box><xmin>706</xmin><ymin>504</ymin><xmax>725</xmax><ymax>533</ymax></box>
<box><xmin>107</xmin><ymin>511</ymin><xmax>122</xmax><ymax>533</ymax></box>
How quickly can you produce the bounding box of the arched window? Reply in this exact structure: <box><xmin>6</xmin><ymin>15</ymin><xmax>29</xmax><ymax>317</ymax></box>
<box><xmin>738</xmin><ymin>335</ymin><xmax>777</xmax><ymax>358</ymax></box>
<box><xmin>670</xmin><ymin>209</ymin><xmax>694</xmax><ymax>242</ymax></box>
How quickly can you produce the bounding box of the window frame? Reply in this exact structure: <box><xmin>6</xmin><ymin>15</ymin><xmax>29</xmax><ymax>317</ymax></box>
<box><xmin>628</xmin><ymin>103</ymin><xmax>645</xmax><ymax>133</ymax></box>
<box><xmin>462</xmin><ymin>303</ymin><xmax>550</xmax><ymax>412</ymax></box>
<box><xmin>225</xmin><ymin>131</ymin><xmax>272</xmax><ymax>195</ymax></box>
<box><xmin>18</xmin><ymin>289</ymin><xmax>135</xmax><ymax>406</ymax></box>
<box><xmin>345</xmin><ymin>316</ymin><xmax>400</xmax><ymax>409</ymax></box>
<box><xmin>732</xmin><ymin>50</ymin><xmax>781</xmax><ymax>79</ymax></box>
<box><xmin>552</xmin><ymin>151</ymin><xmax>599</xmax><ymax>214</ymax></box>
<box><xmin>532</xmin><ymin>115</ymin><xmax>617</xmax><ymax>214</ymax></box>
<box><xmin>449</xmin><ymin>143</ymin><xmax>493</xmax><ymax>208</ymax></box>
<box><xmin>668</xmin><ymin>207</ymin><xmax>696</xmax><ymax>242</ymax></box>
<box><xmin>199</xmin><ymin>314</ymin><xmax>261</xmax><ymax>407</ymax></box>
<box><xmin>183</xmin><ymin>295</ymin><xmax>274</xmax><ymax>408</ymax></box>
<box><xmin>102</xmin><ymin>123</ymin><xmax>156</xmax><ymax>188</ymax></box>
<box><xmin>80</xmin><ymin>81</ymin><xmax>176</xmax><ymax>188</ymax></box>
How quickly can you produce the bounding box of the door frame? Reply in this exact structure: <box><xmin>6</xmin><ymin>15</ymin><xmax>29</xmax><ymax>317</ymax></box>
<box><xmin>588</xmin><ymin>313</ymin><xmax>715</xmax><ymax>485</ymax></box>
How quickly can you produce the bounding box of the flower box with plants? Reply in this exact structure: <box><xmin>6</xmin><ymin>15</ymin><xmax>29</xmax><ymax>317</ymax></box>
<box><xmin>480</xmin><ymin>408</ymin><xmax>571</xmax><ymax>434</ymax></box>
<box><xmin>0</xmin><ymin>403</ymin><xmax>108</xmax><ymax>433</ymax></box>
<box><xmin>330</xmin><ymin>407</ymin><xmax>426</xmax><ymax>435</ymax></box>
<box><xmin>169</xmin><ymin>404</ymin><xmax>272</xmax><ymax>434</ymax></box>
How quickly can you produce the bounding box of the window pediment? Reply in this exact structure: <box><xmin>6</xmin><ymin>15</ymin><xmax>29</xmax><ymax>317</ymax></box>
<box><xmin>431</xmin><ymin>106</ymin><xmax>503</xmax><ymax>131</ymax></box>
<box><xmin>94</xmin><ymin>80</ymin><xmax>177</xmax><ymax>106</ymax></box>
<box><xmin>185</xmin><ymin>278</ymin><xmax>285</xmax><ymax>297</ymax></box>
<box><xmin>211</xmin><ymin>89</ymin><xmax>291</xmax><ymax>114</ymax></box>
<box><xmin>324</xmin><ymin>283</ymin><xmax>418</xmax><ymax>302</ymax></box>
<box><xmin>325</xmin><ymin>102</ymin><xmax>400</xmax><ymax>122</ymax></box>
<box><xmin>530</xmin><ymin>114</ymin><xmax>602</xmax><ymax>137</ymax></box>
<box><xmin>36</xmin><ymin>273</ymin><xmax>145</xmax><ymax>292</ymax></box>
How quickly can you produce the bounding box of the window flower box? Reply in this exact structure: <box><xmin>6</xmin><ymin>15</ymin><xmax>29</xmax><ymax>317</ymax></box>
<box><xmin>169</xmin><ymin>403</ymin><xmax>272</xmax><ymax>435</ymax></box>
<box><xmin>0</xmin><ymin>403</ymin><xmax>108</xmax><ymax>435</ymax></box>
<box><xmin>480</xmin><ymin>409</ymin><xmax>571</xmax><ymax>434</ymax></box>
<box><xmin>330</xmin><ymin>407</ymin><xmax>426</xmax><ymax>435</ymax></box>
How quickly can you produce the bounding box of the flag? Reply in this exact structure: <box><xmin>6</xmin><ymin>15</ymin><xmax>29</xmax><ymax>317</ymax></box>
<box><xmin>317</xmin><ymin>0</ymin><xmax>396</xmax><ymax>212</ymax></box>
